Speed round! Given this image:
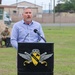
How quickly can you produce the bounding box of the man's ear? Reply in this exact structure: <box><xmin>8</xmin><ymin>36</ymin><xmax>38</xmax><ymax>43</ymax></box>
<box><xmin>22</xmin><ymin>13</ymin><xmax>23</xmax><ymax>16</ymax></box>
<box><xmin>22</xmin><ymin>13</ymin><xmax>24</xmax><ymax>18</ymax></box>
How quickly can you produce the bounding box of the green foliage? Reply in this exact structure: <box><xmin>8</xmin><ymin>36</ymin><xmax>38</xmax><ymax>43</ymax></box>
<box><xmin>55</xmin><ymin>0</ymin><xmax>75</xmax><ymax>12</ymax></box>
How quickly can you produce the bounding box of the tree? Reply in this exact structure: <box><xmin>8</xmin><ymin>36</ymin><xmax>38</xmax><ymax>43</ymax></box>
<box><xmin>55</xmin><ymin>0</ymin><xmax>75</xmax><ymax>12</ymax></box>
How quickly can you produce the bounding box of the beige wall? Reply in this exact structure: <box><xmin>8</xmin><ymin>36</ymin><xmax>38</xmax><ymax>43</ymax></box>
<box><xmin>4</xmin><ymin>7</ymin><xmax>38</xmax><ymax>16</ymax></box>
<box><xmin>3</xmin><ymin>1</ymin><xmax>43</xmax><ymax>22</ymax></box>
<box><xmin>37</xmin><ymin>7</ymin><xmax>42</xmax><ymax>13</ymax></box>
<box><xmin>12</xmin><ymin>1</ymin><xmax>43</xmax><ymax>14</ymax></box>
<box><xmin>4</xmin><ymin>8</ymin><xmax>18</xmax><ymax>14</ymax></box>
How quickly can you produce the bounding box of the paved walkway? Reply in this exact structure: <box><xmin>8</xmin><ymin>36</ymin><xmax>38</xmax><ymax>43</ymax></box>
<box><xmin>9</xmin><ymin>23</ymin><xmax>75</xmax><ymax>28</ymax></box>
<box><xmin>41</xmin><ymin>23</ymin><xmax>75</xmax><ymax>26</ymax></box>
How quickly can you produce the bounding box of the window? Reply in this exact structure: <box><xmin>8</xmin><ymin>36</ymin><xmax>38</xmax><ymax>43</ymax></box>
<box><xmin>0</xmin><ymin>8</ymin><xmax>3</xmax><ymax>20</ymax></box>
<box><xmin>13</xmin><ymin>10</ymin><xmax>17</xmax><ymax>13</ymax></box>
<box><xmin>0</xmin><ymin>15</ymin><xmax>3</xmax><ymax>19</ymax></box>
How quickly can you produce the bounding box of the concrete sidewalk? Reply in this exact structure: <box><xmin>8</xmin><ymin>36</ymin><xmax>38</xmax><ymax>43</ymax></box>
<box><xmin>41</xmin><ymin>23</ymin><xmax>75</xmax><ymax>26</ymax></box>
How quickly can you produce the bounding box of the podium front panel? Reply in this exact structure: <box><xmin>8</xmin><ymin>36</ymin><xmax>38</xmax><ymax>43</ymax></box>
<box><xmin>18</xmin><ymin>72</ymin><xmax>53</xmax><ymax>75</ymax></box>
<box><xmin>18</xmin><ymin>43</ymin><xmax>54</xmax><ymax>75</ymax></box>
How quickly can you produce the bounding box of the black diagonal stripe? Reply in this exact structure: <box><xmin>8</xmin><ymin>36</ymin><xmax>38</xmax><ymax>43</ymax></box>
<box><xmin>31</xmin><ymin>54</ymin><xmax>39</xmax><ymax>62</ymax></box>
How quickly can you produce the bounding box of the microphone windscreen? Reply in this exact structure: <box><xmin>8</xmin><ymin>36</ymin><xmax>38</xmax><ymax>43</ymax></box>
<box><xmin>34</xmin><ymin>29</ymin><xmax>37</xmax><ymax>33</ymax></box>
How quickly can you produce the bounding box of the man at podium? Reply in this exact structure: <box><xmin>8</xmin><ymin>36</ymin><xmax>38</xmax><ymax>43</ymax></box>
<box><xmin>10</xmin><ymin>7</ymin><xmax>46</xmax><ymax>50</ymax></box>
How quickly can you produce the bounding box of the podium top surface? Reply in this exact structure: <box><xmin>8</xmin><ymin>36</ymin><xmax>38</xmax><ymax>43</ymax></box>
<box><xmin>18</xmin><ymin>42</ymin><xmax>54</xmax><ymax>44</ymax></box>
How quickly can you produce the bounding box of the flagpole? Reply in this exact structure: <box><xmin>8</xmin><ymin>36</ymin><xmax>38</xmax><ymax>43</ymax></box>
<box><xmin>16</xmin><ymin>0</ymin><xmax>18</xmax><ymax>6</ymax></box>
<box><xmin>0</xmin><ymin>0</ymin><xmax>2</xmax><ymax>4</ymax></box>
<box><xmin>53</xmin><ymin>0</ymin><xmax>55</xmax><ymax>23</ymax></box>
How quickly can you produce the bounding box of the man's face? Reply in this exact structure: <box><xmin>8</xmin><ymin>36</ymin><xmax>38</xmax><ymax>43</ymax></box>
<box><xmin>22</xmin><ymin>8</ymin><xmax>32</xmax><ymax>22</ymax></box>
<box><xmin>5</xmin><ymin>28</ymin><xmax>8</xmax><ymax>32</ymax></box>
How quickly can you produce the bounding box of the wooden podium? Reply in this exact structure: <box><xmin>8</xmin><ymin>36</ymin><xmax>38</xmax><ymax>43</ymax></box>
<box><xmin>18</xmin><ymin>43</ymin><xmax>54</xmax><ymax>75</ymax></box>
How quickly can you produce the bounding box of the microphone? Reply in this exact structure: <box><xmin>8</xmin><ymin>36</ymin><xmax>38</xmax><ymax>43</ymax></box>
<box><xmin>34</xmin><ymin>29</ymin><xmax>40</xmax><ymax>35</ymax></box>
<box><xmin>34</xmin><ymin>29</ymin><xmax>46</xmax><ymax>42</ymax></box>
<box><xmin>23</xmin><ymin>33</ymin><xmax>29</xmax><ymax>42</ymax></box>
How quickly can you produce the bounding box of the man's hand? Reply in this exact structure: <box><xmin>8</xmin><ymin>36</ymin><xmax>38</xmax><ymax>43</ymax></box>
<box><xmin>2</xmin><ymin>36</ymin><xmax>7</xmax><ymax>39</ymax></box>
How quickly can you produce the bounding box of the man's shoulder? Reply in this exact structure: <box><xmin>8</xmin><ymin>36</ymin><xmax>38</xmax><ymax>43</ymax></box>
<box><xmin>32</xmin><ymin>20</ymin><xmax>41</xmax><ymax>25</ymax></box>
<box><xmin>14</xmin><ymin>20</ymin><xmax>22</xmax><ymax>25</ymax></box>
<box><xmin>13</xmin><ymin>20</ymin><xmax>23</xmax><ymax>27</ymax></box>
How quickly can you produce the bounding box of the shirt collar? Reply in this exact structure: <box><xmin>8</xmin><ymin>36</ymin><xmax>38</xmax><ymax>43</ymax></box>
<box><xmin>22</xmin><ymin>20</ymin><xmax>33</xmax><ymax>25</ymax></box>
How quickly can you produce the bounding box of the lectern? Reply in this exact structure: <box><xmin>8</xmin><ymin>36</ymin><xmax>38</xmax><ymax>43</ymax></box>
<box><xmin>18</xmin><ymin>43</ymin><xmax>54</xmax><ymax>75</ymax></box>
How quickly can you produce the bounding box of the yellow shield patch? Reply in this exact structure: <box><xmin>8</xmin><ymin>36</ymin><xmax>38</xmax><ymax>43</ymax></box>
<box><xmin>31</xmin><ymin>52</ymin><xmax>40</xmax><ymax>66</ymax></box>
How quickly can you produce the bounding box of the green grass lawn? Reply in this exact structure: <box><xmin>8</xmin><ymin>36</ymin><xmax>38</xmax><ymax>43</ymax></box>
<box><xmin>0</xmin><ymin>26</ymin><xmax>75</xmax><ymax>75</ymax></box>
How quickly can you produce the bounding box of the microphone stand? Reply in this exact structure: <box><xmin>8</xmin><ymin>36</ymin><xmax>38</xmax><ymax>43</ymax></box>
<box><xmin>39</xmin><ymin>34</ymin><xmax>46</xmax><ymax>43</ymax></box>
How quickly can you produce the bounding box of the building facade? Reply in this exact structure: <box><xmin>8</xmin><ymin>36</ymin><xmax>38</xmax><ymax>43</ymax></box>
<box><xmin>0</xmin><ymin>1</ymin><xmax>42</xmax><ymax>22</ymax></box>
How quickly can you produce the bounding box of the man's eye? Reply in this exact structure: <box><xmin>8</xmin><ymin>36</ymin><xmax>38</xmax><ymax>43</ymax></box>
<box><xmin>25</xmin><ymin>12</ymin><xmax>31</xmax><ymax>14</ymax></box>
<box><xmin>25</xmin><ymin>12</ymin><xmax>28</xmax><ymax>14</ymax></box>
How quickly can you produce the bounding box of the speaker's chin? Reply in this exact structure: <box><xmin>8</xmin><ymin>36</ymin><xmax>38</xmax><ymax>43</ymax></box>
<box><xmin>26</xmin><ymin>19</ymin><xmax>32</xmax><ymax>22</ymax></box>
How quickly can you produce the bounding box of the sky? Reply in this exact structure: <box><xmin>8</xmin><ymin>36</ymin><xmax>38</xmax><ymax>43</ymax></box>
<box><xmin>2</xmin><ymin>0</ymin><xmax>58</xmax><ymax>10</ymax></box>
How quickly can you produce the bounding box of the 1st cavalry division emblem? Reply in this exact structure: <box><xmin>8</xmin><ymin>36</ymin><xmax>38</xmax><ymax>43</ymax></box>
<box><xmin>19</xmin><ymin>49</ymin><xmax>53</xmax><ymax>66</ymax></box>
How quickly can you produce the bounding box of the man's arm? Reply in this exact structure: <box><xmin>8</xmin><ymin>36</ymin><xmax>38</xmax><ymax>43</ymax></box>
<box><xmin>38</xmin><ymin>25</ymin><xmax>46</xmax><ymax>43</ymax></box>
<box><xmin>10</xmin><ymin>25</ymin><xmax>18</xmax><ymax>49</ymax></box>
<box><xmin>6</xmin><ymin>31</ymin><xmax>10</xmax><ymax>37</ymax></box>
<box><xmin>1</xmin><ymin>31</ymin><xmax>10</xmax><ymax>38</ymax></box>
<box><xmin>1</xmin><ymin>31</ymin><xmax>4</xmax><ymax>37</ymax></box>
